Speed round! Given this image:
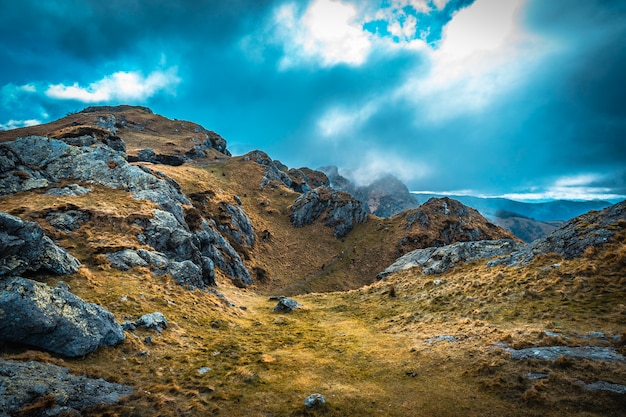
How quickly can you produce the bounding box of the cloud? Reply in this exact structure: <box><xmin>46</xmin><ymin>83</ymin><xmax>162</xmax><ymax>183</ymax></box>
<box><xmin>339</xmin><ymin>149</ymin><xmax>431</xmax><ymax>187</ymax></box>
<box><xmin>501</xmin><ymin>173</ymin><xmax>626</xmax><ymax>202</ymax></box>
<box><xmin>273</xmin><ymin>0</ymin><xmax>372</xmax><ymax>68</ymax></box>
<box><xmin>0</xmin><ymin>118</ymin><xmax>41</xmax><ymax>131</ymax></box>
<box><xmin>45</xmin><ymin>68</ymin><xmax>180</xmax><ymax>103</ymax></box>
<box><xmin>395</xmin><ymin>0</ymin><xmax>550</xmax><ymax>122</ymax></box>
<box><xmin>317</xmin><ymin>101</ymin><xmax>378</xmax><ymax>138</ymax></box>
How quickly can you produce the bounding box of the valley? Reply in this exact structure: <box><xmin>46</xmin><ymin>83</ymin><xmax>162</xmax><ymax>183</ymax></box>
<box><xmin>1</xmin><ymin>106</ymin><xmax>624</xmax><ymax>417</ymax></box>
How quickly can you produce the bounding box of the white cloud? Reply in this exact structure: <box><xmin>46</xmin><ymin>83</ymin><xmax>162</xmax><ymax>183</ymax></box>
<box><xmin>317</xmin><ymin>101</ymin><xmax>378</xmax><ymax>138</ymax></box>
<box><xmin>273</xmin><ymin>0</ymin><xmax>372</xmax><ymax>69</ymax></box>
<box><xmin>396</xmin><ymin>0</ymin><xmax>554</xmax><ymax>121</ymax></box>
<box><xmin>0</xmin><ymin>118</ymin><xmax>41</xmax><ymax>130</ymax></box>
<box><xmin>45</xmin><ymin>68</ymin><xmax>180</xmax><ymax>103</ymax></box>
<box><xmin>501</xmin><ymin>174</ymin><xmax>625</xmax><ymax>202</ymax></box>
<box><xmin>344</xmin><ymin>149</ymin><xmax>431</xmax><ymax>186</ymax></box>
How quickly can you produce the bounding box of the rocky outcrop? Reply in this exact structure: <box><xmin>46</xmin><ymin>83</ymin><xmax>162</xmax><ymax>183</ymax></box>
<box><xmin>243</xmin><ymin>150</ymin><xmax>330</xmax><ymax>194</ymax></box>
<box><xmin>243</xmin><ymin>150</ymin><xmax>294</xmax><ymax>189</ymax></box>
<box><xmin>378</xmin><ymin>239</ymin><xmax>523</xmax><ymax>278</ymax></box>
<box><xmin>0</xmin><ymin>136</ymin><xmax>191</xmax><ymax>223</ymax></box>
<box><xmin>0</xmin><ymin>212</ymin><xmax>81</xmax><ymax>277</ymax></box>
<box><xmin>0</xmin><ymin>358</ymin><xmax>133</xmax><ymax>417</ymax></box>
<box><xmin>105</xmin><ymin>248</ymin><xmax>206</xmax><ymax>287</ymax></box>
<box><xmin>194</xmin><ymin>219</ymin><xmax>253</xmax><ymax>287</ymax></box>
<box><xmin>0</xmin><ymin>277</ymin><xmax>125</xmax><ymax>357</ymax></box>
<box><xmin>490</xmin><ymin>200</ymin><xmax>626</xmax><ymax>267</ymax></box>
<box><xmin>106</xmin><ymin>209</ymin><xmax>252</xmax><ymax>287</ymax></box>
<box><xmin>290</xmin><ymin>187</ymin><xmax>368</xmax><ymax>238</ymax></box>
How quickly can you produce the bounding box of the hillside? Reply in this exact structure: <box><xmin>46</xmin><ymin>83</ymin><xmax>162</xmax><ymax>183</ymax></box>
<box><xmin>1</xmin><ymin>106</ymin><xmax>625</xmax><ymax>417</ymax></box>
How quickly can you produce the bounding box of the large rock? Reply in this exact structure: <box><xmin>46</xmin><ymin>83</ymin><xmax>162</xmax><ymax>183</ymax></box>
<box><xmin>490</xmin><ymin>200</ymin><xmax>626</xmax><ymax>266</ymax></box>
<box><xmin>290</xmin><ymin>187</ymin><xmax>368</xmax><ymax>238</ymax></box>
<box><xmin>0</xmin><ymin>358</ymin><xmax>133</xmax><ymax>417</ymax></box>
<box><xmin>243</xmin><ymin>150</ymin><xmax>294</xmax><ymax>190</ymax></box>
<box><xmin>0</xmin><ymin>212</ymin><xmax>80</xmax><ymax>277</ymax></box>
<box><xmin>0</xmin><ymin>277</ymin><xmax>125</xmax><ymax>357</ymax></box>
<box><xmin>378</xmin><ymin>239</ymin><xmax>523</xmax><ymax>278</ymax></box>
<box><xmin>242</xmin><ymin>150</ymin><xmax>329</xmax><ymax>194</ymax></box>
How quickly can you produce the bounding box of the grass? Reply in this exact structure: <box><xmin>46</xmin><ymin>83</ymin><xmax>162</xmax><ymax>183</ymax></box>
<box><xmin>2</xmin><ymin>230</ymin><xmax>624</xmax><ymax>416</ymax></box>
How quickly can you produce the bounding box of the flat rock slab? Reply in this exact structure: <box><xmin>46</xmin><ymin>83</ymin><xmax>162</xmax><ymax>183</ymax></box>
<box><xmin>0</xmin><ymin>359</ymin><xmax>133</xmax><ymax>417</ymax></box>
<box><xmin>508</xmin><ymin>346</ymin><xmax>625</xmax><ymax>363</ymax></box>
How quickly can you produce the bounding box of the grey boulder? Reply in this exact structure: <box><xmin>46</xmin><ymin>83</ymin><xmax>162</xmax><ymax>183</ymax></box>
<box><xmin>0</xmin><ymin>277</ymin><xmax>125</xmax><ymax>357</ymax></box>
<box><xmin>290</xmin><ymin>187</ymin><xmax>368</xmax><ymax>238</ymax></box>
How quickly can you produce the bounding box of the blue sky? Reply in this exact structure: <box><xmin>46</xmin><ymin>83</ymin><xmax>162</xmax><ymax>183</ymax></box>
<box><xmin>1</xmin><ymin>0</ymin><xmax>625</xmax><ymax>202</ymax></box>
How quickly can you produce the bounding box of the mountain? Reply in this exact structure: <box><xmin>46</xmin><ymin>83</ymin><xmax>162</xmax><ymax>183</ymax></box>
<box><xmin>1</xmin><ymin>106</ymin><xmax>625</xmax><ymax>417</ymax></box>
<box><xmin>320</xmin><ymin>166</ymin><xmax>419</xmax><ymax>217</ymax></box>
<box><xmin>413</xmin><ymin>193</ymin><xmax>613</xmax><ymax>222</ymax></box>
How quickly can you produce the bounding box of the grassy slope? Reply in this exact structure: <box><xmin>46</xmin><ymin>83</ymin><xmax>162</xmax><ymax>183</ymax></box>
<box><xmin>3</xmin><ymin>228</ymin><xmax>624</xmax><ymax>417</ymax></box>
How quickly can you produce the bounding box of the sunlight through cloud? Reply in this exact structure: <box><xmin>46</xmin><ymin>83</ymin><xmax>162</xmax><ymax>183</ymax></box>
<box><xmin>274</xmin><ymin>0</ymin><xmax>371</xmax><ymax>68</ymax></box>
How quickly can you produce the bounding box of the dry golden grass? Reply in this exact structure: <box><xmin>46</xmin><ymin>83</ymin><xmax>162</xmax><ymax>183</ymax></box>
<box><xmin>2</xmin><ymin>222</ymin><xmax>624</xmax><ymax>416</ymax></box>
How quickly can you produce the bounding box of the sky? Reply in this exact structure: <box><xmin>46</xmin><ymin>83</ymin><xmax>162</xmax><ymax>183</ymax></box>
<box><xmin>1</xmin><ymin>0</ymin><xmax>625</xmax><ymax>202</ymax></box>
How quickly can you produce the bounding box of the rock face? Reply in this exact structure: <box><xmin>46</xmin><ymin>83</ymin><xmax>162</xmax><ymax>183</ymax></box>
<box><xmin>217</xmin><ymin>202</ymin><xmax>255</xmax><ymax>247</ymax></box>
<box><xmin>0</xmin><ymin>277</ymin><xmax>125</xmax><ymax>357</ymax></box>
<box><xmin>0</xmin><ymin>212</ymin><xmax>81</xmax><ymax>277</ymax></box>
<box><xmin>490</xmin><ymin>200</ymin><xmax>626</xmax><ymax>266</ymax></box>
<box><xmin>0</xmin><ymin>358</ymin><xmax>133</xmax><ymax>417</ymax></box>
<box><xmin>378</xmin><ymin>239</ymin><xmax>523</xmax><ymax>278</ymax></box>
<box><xmin>290</xmin><ymin>187</ymin><xmax>368</xmax><ymax>238</ymax></box>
